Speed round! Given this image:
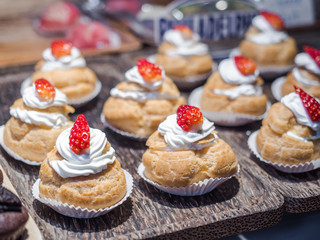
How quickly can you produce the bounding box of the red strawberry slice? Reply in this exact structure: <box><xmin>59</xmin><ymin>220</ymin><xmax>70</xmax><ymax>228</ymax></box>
<box><xmin>136</xmin><ymin>58</ymin><xmax>162</xmax><ymax>82</ymax></box>
<box><xmin>304</xmin><ymin>46</ymin><xmax>320</xmax><ymax>68</ymax></box>
<box><xmin>260</xmin><ymin>11</ymin><xmax>285</xmax><ymax>31</ymax></box>
<box><xmin>69</xmin><ymin>114</ymin><xmax>90</xmax><ymax>155</ymax></box>
<box><xmin>34</xmin><ymin>78</ymin><xmax>56</xmax><ymax>102</ymax></box>
<box><xmin>51</xmin><ymin>40</ymin><xmax>73</xmax><ymax>58</ymax></box>
<box><xmin>234</xmin><ymin>56</ymin><xmax>257</xmax><ymax>76</ymax></box>
<box><xmin>177</xmin><ymin>105</ymin><xmax>203</xmax><ymax>132</ymax></box>
<box><xmin>294</xmin><ymin>86</ymin><xmax>320</xmax><ymax>122</ymax></box>
<box><xmin>173</xmin><ymin>25</ymin><xmax>193</xmax><ymax>39</ymax></box>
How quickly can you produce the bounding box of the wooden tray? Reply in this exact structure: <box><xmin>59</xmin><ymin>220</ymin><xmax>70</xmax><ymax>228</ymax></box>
<box><xmin>0</xmin><ymin>49</ymin><xmax>319</xmax><ymax>239</ymax></box>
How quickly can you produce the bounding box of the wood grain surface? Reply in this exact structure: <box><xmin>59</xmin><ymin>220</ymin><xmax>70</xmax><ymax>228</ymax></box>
<box><xmin>0</xmin><ymin>44</ymin><xmax>319</xmax><ymax>239</ymax></box>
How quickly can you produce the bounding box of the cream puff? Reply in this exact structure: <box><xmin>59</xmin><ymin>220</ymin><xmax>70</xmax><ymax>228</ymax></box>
<box><xmin>103</xmin><ymin>58</ymin><xmax>186</xmax><ymax>137</ymax></box>
<box><xmin>2</xmin><ymin>78</ymin><xmax>74</xmax><ymax>164</ymax></box>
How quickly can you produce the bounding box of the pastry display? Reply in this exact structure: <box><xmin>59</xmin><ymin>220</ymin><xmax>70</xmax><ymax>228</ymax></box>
<box><xmin>250</xmin><ymin>87</ymin><xmax>320</xmax><ymax>171</ymax></box>
<box><xmin>200</xmin><ymin>56</ymin><xmax>268</xmax><ymax>116</ymax></box>
<box><xmin>102</xmin><ymin>58</ymin><xmax>186</xmax><ymax>138</ymax></box>
<box><xmin>155</xmin><ymin>25</ymin><xmax>213</xmax><ymax>79</ymax></box>
<box><xmin>35</xmin><ymin>114</ymin><xmax>132</xmax><ymax>217</ymax></box>
<box><xmin>239</xmin><ymin>11</ymin><xmax>297</xmax><ymax>66</ymax></box>
<box><xmin>27</xmin><ymin>40</ymin><xmax>100</xmax><ymax>104</ymax></box>
<box><xmin>0</xmin><ymin>186</ymin><xmax>29</xmax><ymax>240</ymax></box>
<box><xmin>1</xmin><ymin>78</ymin><xmax>74</xmax><ymax>165</ymax></box>
<box><xmin>281</xmin><ymin>46</ymin><xmax>320</xmax><ymax>98</ymax></box>
<box><xmin>139</xmin><ymin>105</ymin><xmax>238</xmax><ymax>195</ymax></box>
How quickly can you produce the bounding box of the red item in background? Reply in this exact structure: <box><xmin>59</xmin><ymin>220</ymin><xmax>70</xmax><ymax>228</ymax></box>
<box><xmin>66</xmin><ymin>21</ymin><xmax>113</xmax><ymax>49</ymax></box>
<box><xmin>259</xmin><ymin>10</ymin><xmax>285</xmax><ymax>31</ymax></box>
<box><xmin>38</xmin><ymin>1</ymin><xmax>80</xmax><ymax>33</ymax></box>
<box><xmin>105</xmin><ymin>0</ymin><xmax>141</xmax><ymax>16</ymax></box>
<box><xmin>51</xmin><ymin>40</ymin><xmax>73</xmax><ymax>58</ymax></box>
<box><xmin>304</xmin><ymin>46</ymin><xmax>320</xmax><ymax>68</ymax></box>
<box><xmin>234</xmin><ymin>56</ymin><xmax>257</xmax><ymax>76</ymax></box>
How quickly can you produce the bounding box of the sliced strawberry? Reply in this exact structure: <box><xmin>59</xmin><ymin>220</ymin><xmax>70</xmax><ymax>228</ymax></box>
<box><xmin>69</xmin><ymin>114</ymin><xmax>90</xmax><ymax>155</ymax></box>
<box><xmin>173</xmin><ymin>25</ymin><xmax>193</xmax><ymax>39</ymax></box>
<box><xmin>34</xmin><ymin>78</ymin><xmax>56</xmax><ymax>102</ymax></box>
<box><xmin>136</xmin><ymin>58</ymin><xmax>162</xmax><ymax>82</ymax></box>
<box><xmin>304</xmin><ymin>46</ymin><xmax>320</xmax><ymax>68</ymax></box>
<box><xmin>234</xmin><ymin>56</ymin><xmax>257</xmax><ymax>76</ymax></box>
<box><xmin>51</xmin><ymin>40</ymin><xmax>72</xmax><ymax>58</ymax></box>
<box><xmin>177</xmin><ymin>105</ymin><xmax>203</xmax><ymax>132</ymax></box>
<box><xmin>260</xmin><ymin>11</ymin><xmax>285</xmax><ymax>31</ymax></box>
<box><xmin>294</xmin><ymin>86</ymin><xmax>320</xmax><ymax>122</ymax></box>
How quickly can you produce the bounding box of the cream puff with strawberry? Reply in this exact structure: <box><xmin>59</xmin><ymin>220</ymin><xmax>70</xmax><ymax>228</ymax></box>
<box><xmin>200</xmin><ymin>56</ymin><xmax>268</xmax><ymax>116</ymax></box>
<box><xmin>239</xmin><ymin>11</ymin><xmax>297</xmax><ymax>66</ymax></box>
<box><xmin>37</xmin><ymin>114</ymin><xmax>130</xmax><ymax>213</ymax></box>
<box><xmin>1</xmin><ymin>79</ymin><xmax>74</xmax><ymax>165</ymax></box>
<box><xmin>155</xmin><ymin>25</ymin><xmax>213</xmax><ymax>79</ymax></box>
<box><xmin>281</xmin><ymin>46</ymin><xmax>320</xmax><ymax>99</ymax></box>
<box><xmin>30</xmin><ymin>40</ymin><xmax>99</xmax><ymax>103</ymax></box>
<box><xmin>256</xmin><ymin>87</ymin><xmax>320</xmax><ymax>166</ymax></box>
<box><xmin>102</xmin><ymin>58</ymin><xmax>185</xmax><ymax>137</ymax></box>
<box><xmin>139</xmin><ymin>105</ymin><xmax>238</xmax><ymax>195</ymax></box>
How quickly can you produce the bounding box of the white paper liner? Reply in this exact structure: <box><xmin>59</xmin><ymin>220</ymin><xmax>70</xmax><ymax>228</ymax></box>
<box><xmin>20</xmin><ymin>77</ymin><xmax>102</xmax><ymax>107</ymax></box>
<box><xmin>271</xmin><ymin>76</ymin><xmax>286</xmax><ymax>101</ymax></box>
<box><xmin>148</xmin><ymin>54</ymin><xmax>217</xmax><ymax>89</ymax></box>
<box><xmin>248</xmin><ymin>130</ymin><xmax>320</xmax><ymax>173</ymax></box>
<box><xmin>229</xmin><ymin>48</ymin><xmax>293</xmax><ymax>79</ymax></box>
<box><xmin>138</xmin><ymin>163</ymin><xmax>240</xmax><ymax>196</ymax></box>
<box><xmin>0</xmin><ymin>125</ymin><xmax>42</xmax><ymax>166</ymax></box>
<box><xmin>188</xmin><ymin>87</ymin><xmax>270</xmax><ymax>126</ymax></box>
<box><xmin>100</xmin><ymin>113</ymin><xmax>148</xmax><ymax>141</ymax></box>
<box><xmin>32</xmin><ymin>169</ymin><xmax>133</xmax><ymax>218</ymax></box>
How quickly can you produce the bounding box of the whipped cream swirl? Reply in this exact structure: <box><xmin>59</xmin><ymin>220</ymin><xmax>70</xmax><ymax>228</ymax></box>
<box><xmin>295</xmin><ymin>52</ymin><xmax>320</xmax><ymax>75</ymax></box>
<box><xmin>49</xmin><ymin>128</ymin><xmax>116</xmax><ymax>178</ymax></box>
<box><xmin>247</xmin><ymin>31</ymin><xmax>288</xmax><ymax>45</ymax></box>
<box><xmin>40</xmin><ymin>47</ymin><xmax>86</xmax><ymax>72</ymax></box>
<box><xmin>252</xmin><ymin>15</ymin><xmax>274</xmax><ymax>32</ymax></box>
<box><xmin>292</xmin><ymin>68</ymin><xmax>320</xmax><ymax>86</ymax></box>
<box><xmin>214</xmin><ymin>85</ymin><xmax>262</xmax><ymax>99</ymax></box>
<box><xmin>281</xmin><ymin>92</ymin><xmax>320</xmax><ymax>132</ymax></box>
<box><xmin>219</xmin><ymin>58</ymin><xmax>259</xmax><ymax>85</ymax></box>
<box><xmin>163</xmin><ymin>29</ymin><xmax>209</xmax><ymax>56</ymax></box>
<box><xmin>158</xmin><ymin>114</ymin><xmax>216</xmax><ymax>150</ymax></box>
<box><xmin>22</xmin><ymin>84</ymin><xmax>68</xmax><ymax>109</ymax></box>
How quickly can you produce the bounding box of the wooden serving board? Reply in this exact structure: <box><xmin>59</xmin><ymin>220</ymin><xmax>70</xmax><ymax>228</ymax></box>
<box><xmin>0</xmin><ymin>47</ymin><xmax>319</xmax><ymax>239</ymax></box>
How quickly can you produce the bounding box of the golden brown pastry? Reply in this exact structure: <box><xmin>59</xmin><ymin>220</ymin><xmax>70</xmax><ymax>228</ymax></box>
<box><xmin>155</xmin><ymin>25</ymin><xmax>213</xmax><ymax>78</ymax></box>
<box><xmin>238</xmin><ymin>11</ymin><xmax>297</xmax><ymax>66</ymax></box>
<box><xmin>103</xmin><ymin>59</ymin><xmax>186</xmax><ymax>137</ymax></box>
<box><xmin>257</xmin><ymin>89</ymin><xmax>320</xmax><ymax>165</ymax></box>
<box><xmin>30</xmin><ymin>40</ymin><xmax>98</xmax><ymax>101</ymax></box>
<box><xmin>142</xmin><ymin>105</ymin><xmax>238</xmax><ymax>188</ymax></box>
<box><xmin>39</xmin><ymin>115</ymin><xmax>127</xmax><ymax>210</ymax></box>
<box><xmin>3</xmin><ymin>79</ymin><xmax>74</xmax><ymax>163</ymax></box>
<box><xmin>200</xmin><ymin>57</ymin><xmax>268</xmax><ymax>116</ymax></box>
<box><xmin>281</xmin><ymin>46</ymin><xmax>320</xmax><ymax>98</ymax></box>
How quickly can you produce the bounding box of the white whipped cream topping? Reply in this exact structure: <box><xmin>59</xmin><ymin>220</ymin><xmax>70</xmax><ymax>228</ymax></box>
<box><xmin>49</xmin><ymin>128</ymin><xmax>116</xmax><ymax>178</ymax></box>
<box><xmin>40</xmin><ymin>47</ymin><xmax>86</xmax><ymax>72</ymax></box>
<box><xmin>295</xmin><ymin>52</ymin><xmax>320</xmax><ymax>75</ymax></box>
<box><xmin>219</xmin><ymin>58</ymin><xmax>259</xmax><ymax>85</ymax></box>
<box><xmin>292</xmin><ymin>67</ymin><xmax>320</xmax><ymax>86</ymax></box>
<box><xmin>286</xmin><ymin>130</ymin><xmax>320</xmax><ymax>142</ymax></box>
<box><xmin>252</xmin><ymin>15</ymin><xmax>274</xmax><ymax>32</ymax></box>
<box><xmin>281</xmin><ymin>92</ymin><xmax>320</xmax><ymax>131</ymax></box>
<box><xmin>22</xmin><ymin>84</ymin><xmax>68</xmax><ymax>109</ymax></box>
<box><xmin>125</xmin><ymin>66</ymin><xmax>165</xmax><ymax>90</ymax></box>
<box><xmin>10</xmin><ymin>108</ymin><xmax>68</xmax><ymax>128</ymax></box>
<box><xmin>247</xmin><ymin>31</ymin><xmax>288</xmax><ymax>45</ymax></box>
<box><xmin>158</xmin><ymin>114</ymin><xmax>216</xmax><ymax>150</ymax></box>
<box><xmin>110</xmin><ymin>88</ymin><xmax>179</xmax><ymax>102</ymax></box>
<box><xmin>214</xmin><ymin>85</ymin><xmax>262</xmax><ymax>99</ymax></box>
<box><xmin>163</xmin><ymin>29</ymin><xmax>208</xmax><ymax>56</ymax></box>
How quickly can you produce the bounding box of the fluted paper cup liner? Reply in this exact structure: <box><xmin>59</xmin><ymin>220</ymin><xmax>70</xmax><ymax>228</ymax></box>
<box><xmin>147</xmin><ymin>54</ymin><xmax>217</xmax><ymax>90</ymax></box>
<box><xmin>20</xmin><ymin>77</ymin><xmax>102</xmax><ymax>107</ymax></box>
<box><xmin>188</xmin><ymin>87</ymin><xmax>270</xmax><ymax>126</ymax></box>
<box><xmin>271</xmin><ymin>76</ymin><xmax>286</xmax><ymax>101</ymax></box>
<box><xmin>100</xmin><ymin>113</ymin><xmax>148</xmax><ymax>141</ymax></box>
<box><xmin>32</xmin><ymin>170</ymin><xmax>133</xmax><ymax>218</ymax></box>
<box><xmin>138</xmin><ymin>163</ymin><xmax>240</xmax><ymax>196</ymax></box>
<box><xmin>248</xmin><ymin>130</ymin><xmax>320</xmax><ymax>173</ymax></box>
<box><xmin>0</xmin><ymin>125</ymin><xmax>42</xmax><ymax>166</ymax></box>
